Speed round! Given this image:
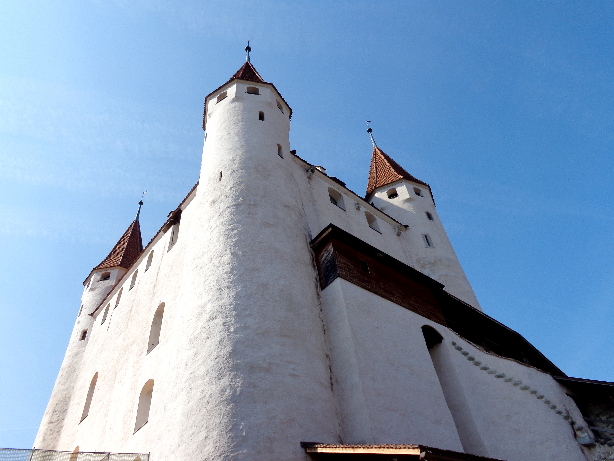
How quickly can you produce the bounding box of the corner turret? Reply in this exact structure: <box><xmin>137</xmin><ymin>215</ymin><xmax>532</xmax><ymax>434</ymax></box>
<box><xmin>366</xmin><ymin>145</ymin><xmax>481</xmax><ymax>310</ymax></box>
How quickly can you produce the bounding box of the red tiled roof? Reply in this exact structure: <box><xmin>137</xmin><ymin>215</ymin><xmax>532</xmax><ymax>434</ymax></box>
<box><xmin>229</xmin><ymin>61</ymin><xmax>265</xmax><ymax>84</ymax></box>
<box><xmin>92</xmin><ymin>219</ymin><xmax>143</xmax><ymax>272</ymax></box>
<box><xmin>366</xmin><ymin>146</ymin><xmax>429</xmax><ymax>197</ymax></box>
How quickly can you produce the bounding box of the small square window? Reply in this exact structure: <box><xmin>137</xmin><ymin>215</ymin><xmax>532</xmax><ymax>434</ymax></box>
<box><xmin>216</xmin><ymin>91</ymin><xmax>227</xmax><ymax>103</ymax></box>
<box><xmin>258</xmin><ymin>111</ymin><xmax>265</xmax><ymax>121</ymax></box>
<box><xmin>413</xmin><ymin>187</ymin><xmax>423</xmax><ymax>197</ymax></box>
<box><xmin>246</xmin><ymin>86</ymin><xmax>259</xmax><ymax>95</ymax></box>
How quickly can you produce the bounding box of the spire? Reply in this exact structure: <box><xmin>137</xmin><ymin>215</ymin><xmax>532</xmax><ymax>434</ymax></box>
<box><xmin>245</xmin><ymin>40</ymin><xmax>252</xmax><ymax>63</ymax></box>
<box><xmin>92</xmin><ymin>218</ymin><xmax>143</xmax><ymax>272</ymax></box>
<box><xmin>365</xmin><ymin>145</ymin><xmax>430</xmax><ymax>198</ymax></box>
<box><xmin>228</xmin><ymin>61</ymin><xmax>265</xmax><ymax>84</ymax></box>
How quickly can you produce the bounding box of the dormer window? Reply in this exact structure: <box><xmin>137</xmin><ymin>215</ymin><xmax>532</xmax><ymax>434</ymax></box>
<box><xmin>246</xmin><ymin>86</ymin><xmax>259</xmax><ymax>95</ymax></box>
<box><xmin>387</xmin><ymin>188</ymin><xmax>398</xmax><ymax>199</ymax></box>
<box><xmin>328</xmin><ymin>188</ymin><xmax>345</xmax><ymax>210</ymax></box>
<box><xmin>216</xmin><ymin>91</ymin><xmax>227</xmax><ymax>103</ymax></box>
<box><xmin>413</xmin><ymin>187</ymin><xmax>423</xmax><ymax>197</ymax></box>
<box><xmin>276</xmin><ymin>100</ymin><xmax>284</xmax><ymax>114</ymax></box>
<box><xmin>99</xmin><ymin>272</ymin><xmax>111</xmax><ymax>281</ymax></box>
<box><xmin>365</xmin><ymin>212</ymin><xmax>381</xmax><ymax>233</ymax></box>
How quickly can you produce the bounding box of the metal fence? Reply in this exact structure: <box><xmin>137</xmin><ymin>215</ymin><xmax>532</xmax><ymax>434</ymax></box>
<box><xmin>0</xmin><ymin>449</ymin><xmax>149</xmax><ymax>461</ymax></box>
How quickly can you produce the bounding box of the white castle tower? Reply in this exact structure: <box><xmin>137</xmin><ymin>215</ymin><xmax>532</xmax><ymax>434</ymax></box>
<box><xmin>30</xmin><ymin>54</ymin><xmax>612</xmax><ymax>461</ymax></box>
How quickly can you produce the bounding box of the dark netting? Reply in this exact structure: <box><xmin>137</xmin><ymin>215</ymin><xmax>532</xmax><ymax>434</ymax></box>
<box><xmin>0</xmin><ymin>449</ymin><xmax>148</xmax><ymax>461</ymax></box>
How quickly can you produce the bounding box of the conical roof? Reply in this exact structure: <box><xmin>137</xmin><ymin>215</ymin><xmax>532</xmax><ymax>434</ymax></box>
<box><xmin>92</xmin><ymin>219</ymin><xmax>143</xmax><ymax>271</ymax></box>
<box><xmin>228</xmin><ymin>61</ymin><xmax>265</xmax><ymax>84</ymax></box>
<box><xmin>366</xmin><ymin>146</ymin><xmax>429</xmax><ymax>197</ymax></box>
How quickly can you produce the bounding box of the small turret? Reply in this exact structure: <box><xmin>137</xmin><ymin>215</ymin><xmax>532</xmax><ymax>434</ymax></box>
<box><xmin>365</xmin><ymin>144</ymin><xmax>481</xmax><ymax>310</ymax></box>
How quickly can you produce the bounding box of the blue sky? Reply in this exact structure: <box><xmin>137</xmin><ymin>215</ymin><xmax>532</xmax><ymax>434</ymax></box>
<box><xmin>1</xmin><ymin>0</ymin><xmax>613</xmax><ymax>449</ymax></box>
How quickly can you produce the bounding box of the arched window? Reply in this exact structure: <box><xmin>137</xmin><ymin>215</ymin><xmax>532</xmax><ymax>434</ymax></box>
<box><xmin>81</xmin><ymin>373</ymin><xmax>98</xmax><ymax>422</ymax></box>
<box><xmin>365</xmin><ymin>211</ymin><xmax>381</xmax><ymax>233</ymax></box>
<box><xmin>130</xmin><ymin>270</ymin><xmax>138</xmax><ymax>290</ymax></box>
<box><xmin>387</xmin><ymin>188</ymin><xmax>398</xmax><ymax>199</ymax></box>
<box><xmin>147</xmin><ymin>303</ymin><xmax>165</xmax><ymax>353</ymax></box>
<box><xmin>145</xmin><ymin>251</ymin><xmax>154</xmax><ymax>272</ymax></box>
<box><xmin>277</xmin><ymin>144</ymin><xmax>283</xmax><ymax>158</ymax></box>
<box><xmin>134</xmin><ymin>379</ymin><xmax>154</xmax><ymax>433</ymax></box>
<box><xmin>328</xmin><ymin>188</ymin><xmax>345</xmax><ymax>210</ymax></box>
<box><xmin>101</xmin><ymin>304</ymin><xmax>110</xmax><ymax>324</ymax></box>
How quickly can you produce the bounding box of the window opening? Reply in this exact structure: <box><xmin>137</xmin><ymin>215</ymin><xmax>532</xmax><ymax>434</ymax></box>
<box><xmin>81</xmin><ymin>373</ymin><xmax>98</xmax><ymax>422</ymax></box>
<box><xmin>219</xmin><ymin>171</ymin><xmax>223</xmax><ymax>181</ymax></box>
<box><xmin>277</xmin><ymin>144</ymin><xmax>283</xmax><ymax>158</ymax></box>
<box><xmin>80</xmin><ymin>330</ymin><xmax>88</xmax><ymax>341</ymax></box>
<box><xmin>168</xmin><ymin>223</ymin><xmax>180</xmax><ymax>251</ymax></box>
<box><xmin>387</xmin><ymin>188</ymin><xmax>398</xmax><ymax>199</ymax></box>
<box><xmin>101</xmin><ymin>304</ymin><xmax>110</xmax><ymax>324</ymax></box>
<box><xmin>276</xmin><ymin>100</ymin><xmax>284</xmax><ymax>113</ymax></box>
<box><xmin>413</xmin><ymin>187</ymin><xmax>423</xmax><ymax>197</ymax></box>
<box><xmin>359</xmin><ymin>260</ymin><xmax>370</xmax><ymax>273</ymax></box>
<box><xmin>115</xmin><ymin>288</ymin><xmax>123</xmax><ymax>308</ymax></box>
<box><xmin>258</xmin><ymin>111</ymin><xmax>265</xmax><ymax>121</ymax></box>
<box><xmin>100</xmin><ymin>272</ymin><xmax>111</xmax><ymax>281</ymax></box>
<box><xmin>365</xmin><ymin>212</ymin><xmax>381</xmax><ymax>233</ymax></box>
<box><xmin>130</xmin><ymin>270</ymin><xmax>138</xmax><ymax>290</ymax></box>
<box><xmin>422</xmin><ymin>234</ymin><xmax>434</xmax><ymax>247</ymax></box>
<box><xmin>426</xmin><ymin>211</ymin><xmax>434</xmax><ymax>221</ymax></box>
<box><xmin>328</xmin><ymin>188</ymin><xmax>345</xmax><ymax>210</ymax></box>
<box><xmin>216</xmin><ymin>91</ymin><xmax>227</xmax><ymax>103</ymax></box>
<box><xmin>134</xmin><ymin>380</ymin><xmax>154</xmax><ymax>433</ymax></box>
<box><xmin>147</xmin><ymin>303</ymin><xmax>165</xmax><ymax>353</ymax></box>
<box><xmin>246</xmin><ymin>86</ymin><xmax>259</xmax><ymax>95</ymax></box>
<box><xmin>145</xmin><ymin>251</ymin><xmax>154</xmax><ymax>272</ymax></box>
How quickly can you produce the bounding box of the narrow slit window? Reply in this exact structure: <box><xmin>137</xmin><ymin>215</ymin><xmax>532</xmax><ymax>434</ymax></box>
<box><xmin>277</xmin><ymin>144</ymin><xmax>283</xmax><ymax>158</ymax></box>
<box><xmin>219</xmin><ymin>171</ymin><xmax>223</xmax><ymax>181</ymax></box>
<box><xmin>134</xmin><ymin>380</ymin><xmax>154</xmax><ymax>433</ymax></box>
<box><xmin>422</xmin><ymin>234</ymin><xmax>434</xmax><ymax>247</ymax></box>
<box><xmin>387</xmin><ymin>188</ymin><xmax>398</xmax><ymax>199</ymax></box>
<box><xmin>413</xmin><ymin>187</ymin><xmax>423</xmax><ymax>197</ymax></box>
<box><xmin>80</xmin><ymin>330</ymin><xmax>88</xmax><ymax>341</ymax></box>
<box><xmin>101</xmin><ymin>304</ymin><xmax>110</xmax><ymax>324</ymax></box>
<box><xmin>145</xmin><ymin>251</ymin><xmax>154</xmax><ymax>272</ymax></box>
<box><xmin>168</xmin><ymin>223</ymin><xmax>180</xmax><ymax>251</ymax></box>
<box><xmin>246</xmin><ymin>86</ymin><xmax>259</xmax><ymax>95</ymax></box>
<box><xmin>216</xmin><ymin>91</ymin><xmax>227</xmax><ymax>103</ymax></box>
<box><xmin>365</xmin><ymin>211</ymin><xmax>381</xmax><ymax>233</ymax></box>
<box><xmin>115</xmin><ymin>288</ymin><xmax>123</xmax><ymax>308</ymax></box>
<box><xmin>81</xmin><ymin>373</ymin><xmax>98</xmax><ymax>422</ymax></box>
<box><xmin>426</xmin><ymin>211</ymin><xmax>434</xmax><ymax>221</ymax></box>
<box><xmin>258</xmin><ymin>111</ymin><xmax>265</xmax><ymax>121</ymax></box>
<box><xmin>129</xmin><ymin>270</ymin><xmax>138</xmax><ymax>290</ymax></box>
<box><xmin>328</xmin><ymin>188</ymin><xmax>345</xmax><ymax>210</ymax></box>
<box><xmin>359</xmin><ymin>260</ymin><xmax>370</xmax><ymax>273</ymax></box>
<box><xmin>276</xmin><ymin>100</ymin><xmax>284</xmax><ymax>113</ymax></box>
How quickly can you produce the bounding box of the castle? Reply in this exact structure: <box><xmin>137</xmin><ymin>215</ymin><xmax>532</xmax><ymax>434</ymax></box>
<box><xmin>29</xmin><ymin>56</ymin><xmax>613</xmax><ymax>461</ymax></box>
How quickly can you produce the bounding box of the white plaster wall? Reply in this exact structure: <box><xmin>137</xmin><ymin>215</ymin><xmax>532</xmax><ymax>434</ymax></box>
<box><xmin>320</xmin><ymin>279</ymin><xmax>587</xmax><ymax>461</ymax></box>
<box><xmin>372</xmin><ymin>182</ymin><xmax>481</xmax><ymax>310</ymax></box>
<box><xmin>287</xmin><ymin>161</ymin><xmax>479</xmax><ymax>309</ymax></box>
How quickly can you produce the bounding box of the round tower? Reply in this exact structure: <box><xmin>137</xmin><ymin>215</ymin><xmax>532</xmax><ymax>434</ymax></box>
<box><xmin>171</xmin><ymin>60</ymin><xmax>340</xmax><ymax>460</ymax></box>
<box><xmin>34</xmin><ymin>213</ymin><xmax>143</xmax><ymax>449</ymax></box>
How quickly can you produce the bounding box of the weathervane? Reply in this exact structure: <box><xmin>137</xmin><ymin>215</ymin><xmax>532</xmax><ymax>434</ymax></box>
<box><xmin>366</xmin><ymin>121</ymin><xmax>377</xmax><ymax>147</ymax></box>
<box><xmin>135</xmin><ymin>190</ymin><xmax>147</xmax><ymax>221</ymax></box>
<box><xmin>245</xmin><ymin>40</ymin><xmax>252</xmax><ymax>63</ymax></box>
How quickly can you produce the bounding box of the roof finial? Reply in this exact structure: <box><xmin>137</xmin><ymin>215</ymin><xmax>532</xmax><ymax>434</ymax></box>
<box><xmin>135</xmin><ymin>191</ymin><xmax>147</xmax><ymax>221</ymax></box>
<box><xmin>366</xmin><ymin>121</ymin><xmax>377</xmax><ymax>148</ymax></box>
<box><xmin>245</xmin><ymin>40</ymin><xmax>252</xmax><ymax>63</ymax></box>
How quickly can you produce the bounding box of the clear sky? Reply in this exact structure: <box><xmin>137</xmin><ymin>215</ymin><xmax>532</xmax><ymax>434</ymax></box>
<box><xmin>1</xmin><ymin>0</ymin><xmax>613</xmax><ymax>450</ymax></box>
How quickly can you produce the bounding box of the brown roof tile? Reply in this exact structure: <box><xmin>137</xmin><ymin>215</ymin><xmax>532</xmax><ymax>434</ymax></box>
<box><xmin>92</xmin><ymin>219</ymin><xmax>143</xmax><ymax>272</ymax></box>
<box><xmin>366</xmin><ymin>146</ymin><xmax>430</xmax><ymax>198</ymax></box>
